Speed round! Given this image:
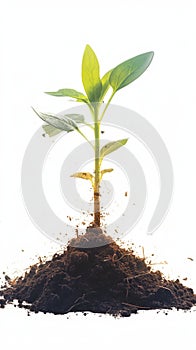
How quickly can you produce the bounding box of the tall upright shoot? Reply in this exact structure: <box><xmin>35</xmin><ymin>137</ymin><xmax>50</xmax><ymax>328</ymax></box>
<box><xmin>33</xmin><ymin>45</ymin><xmax>154</xmax><ymax>229</ymax></box>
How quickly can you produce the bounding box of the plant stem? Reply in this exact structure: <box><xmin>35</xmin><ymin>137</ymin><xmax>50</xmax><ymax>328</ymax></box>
<box><xmin>93</xmin><ymin>105</ymin><xmax>101</xmax><ymax>227</ymax></box>
<box><xmin>92</xmin><ymin>93</ymin><xmax>115</xmax><ymax>228</ymax></box>
<box><xmin>92</xmin><ymin>93</ymin><xmax>115</xmax><ymax>229</ymax></box>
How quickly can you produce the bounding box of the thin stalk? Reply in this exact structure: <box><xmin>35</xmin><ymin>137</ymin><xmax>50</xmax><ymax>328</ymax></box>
<box><xmin>77</xmin><ymin>129</ymin><xmax>94</xmax><ymax>149</ymax></box>
<box><xmin>82</xmin><ymin>121</ymin><xmax>94</xmax><ymax>130</ymax></box>
<box><xmin>99</xmin><ymin>91</ymin><xmax>115</xmax><ymax>122</ymax></box>
<box><xmin>93</xmin><ymin>106</ymin><xmax>101</xmax><ymax>227</ymax></box>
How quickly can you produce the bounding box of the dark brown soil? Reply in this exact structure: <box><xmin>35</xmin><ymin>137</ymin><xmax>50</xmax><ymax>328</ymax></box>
<box><xmin>1</xmin><ymin>232</ymin><xmax>196</xmax><ymax>316</ymax></box>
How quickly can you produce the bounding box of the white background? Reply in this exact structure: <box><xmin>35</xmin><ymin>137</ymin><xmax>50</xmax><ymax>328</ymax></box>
<box><xmin>0</xmin><ymin>0</ymin><xmax>196</xmax><ymax>349</ymax></box>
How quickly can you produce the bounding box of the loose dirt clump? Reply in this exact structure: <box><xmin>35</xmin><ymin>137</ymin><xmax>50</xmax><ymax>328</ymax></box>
<box><xmin>1</xmin><ymin>233</ymin><xmax>196</xmax><ymax>316</ymax></box>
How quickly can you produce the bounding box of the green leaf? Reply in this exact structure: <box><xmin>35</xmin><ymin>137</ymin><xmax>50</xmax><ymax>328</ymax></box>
<box><xmin>42</xmin><ymin>114</ymin><xmax>84</xmax><ymax>137</ymax></box>
<box><xmin>42</xmin><ymin>124</ymin><xmax>63</xmax><ymax>137</ymax></box>
<box><xmin>109</xmin><ymin>52</ymin><xmax>154</xmax><ymax>92</ymax></box>
<box><xmin>101</xmin><ymin>168</ymin><xmax>114</xmax><ymax>175</ymax></box>
<box><xmin>32</xmin><ymin>108</ymin><xmax>79</xmax><ymax>133</ymax></box>
<box><xmin>100</xmin><ymin>139</ymin><xmax>128</xmax><ymax>160</ymax></box>
<box><xmin>63</xmin><ymin>114</ymin><xmax>84</xmax><ymax>123</ymax></box>
<box><xmin>71</xmin><ymin>172</ymin><xmax>94</xmax><ymax>182</ymax></box>
<box><xmin>82</xmin><ymin>44</ymin><xmax>102</xmax><ymax>102</ymax></box>
<box><xmin>101</xmin><ymin>168</ymin><xmax>114</xmax><ymax>178</ymax></box>
<box><xmin>99</xmin><ymin>69</ymin><xmax>112</xmax><ymax>101</ymax></box>
<box><xmin>45</xmin><ymin>88</ymin><xmax>88</xmax><ymax>103</ymax></box>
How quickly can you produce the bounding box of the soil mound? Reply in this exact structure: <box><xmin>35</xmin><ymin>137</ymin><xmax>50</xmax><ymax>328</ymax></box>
<box><xmin>1</xmin><ymin>233</ymin><xmax>196</xmax><ymax>316</ymax></box>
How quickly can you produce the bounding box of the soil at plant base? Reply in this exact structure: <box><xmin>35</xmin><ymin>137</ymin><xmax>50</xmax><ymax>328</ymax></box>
<box><xmin>1</xmin><ymin>231</ymin><xmax>196</xmax><ymax>316</ymax></box>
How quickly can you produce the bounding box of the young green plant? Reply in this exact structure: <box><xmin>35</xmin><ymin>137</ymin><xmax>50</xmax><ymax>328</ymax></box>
<box><xmin>32</xmin><ymin>45</ymin><xmax>154</xmax><ymax>229</ymax></box>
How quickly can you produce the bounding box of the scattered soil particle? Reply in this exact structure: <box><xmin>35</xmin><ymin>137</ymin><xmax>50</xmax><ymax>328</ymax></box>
<box><xmin>0</xmin><ymin>299</ymin><xmax>6</xmax><ymax>308</ymax></box>
<box><xmin>4</xmin><ymin>275</ymin><xmax>11</xmax><ymax>282</ymax></box>
<box><xmin>1</xmin><ymin>232</ymin><xmax>196</xmax><ymax>316</ymax></box>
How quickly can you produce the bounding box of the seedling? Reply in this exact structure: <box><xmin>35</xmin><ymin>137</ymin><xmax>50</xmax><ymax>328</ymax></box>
<box><xmin>32</xmin><ymin>45</ymin><xmax>154</xmax><ymax>230</ymax></box>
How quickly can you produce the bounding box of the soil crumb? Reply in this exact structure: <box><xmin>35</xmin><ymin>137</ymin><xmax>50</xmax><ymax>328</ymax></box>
<box><xmin>1</xmin><ymin>233</ymin><xmax>196</xmax><ymax>316</ymax></box>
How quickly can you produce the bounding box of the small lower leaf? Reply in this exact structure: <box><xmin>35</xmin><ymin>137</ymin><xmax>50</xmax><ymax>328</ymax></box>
<box><xmin>71</xmin><ymin>172</ymin><xmax>94</xmax><ymax>182</ymax></box>
<box><xmin>100</xmin><ymin>139</ymin><xmax>128</xmax><ymax>159</ymax></box>
<box><xmin>101</xmin><ymin>168</ymin><xmax>114</xmax><ymax>176</ymax></box>
<box><xmin>100</xmin><ymin>168</ymin><xmax>114</xmax><ymax>180</ymax></box>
